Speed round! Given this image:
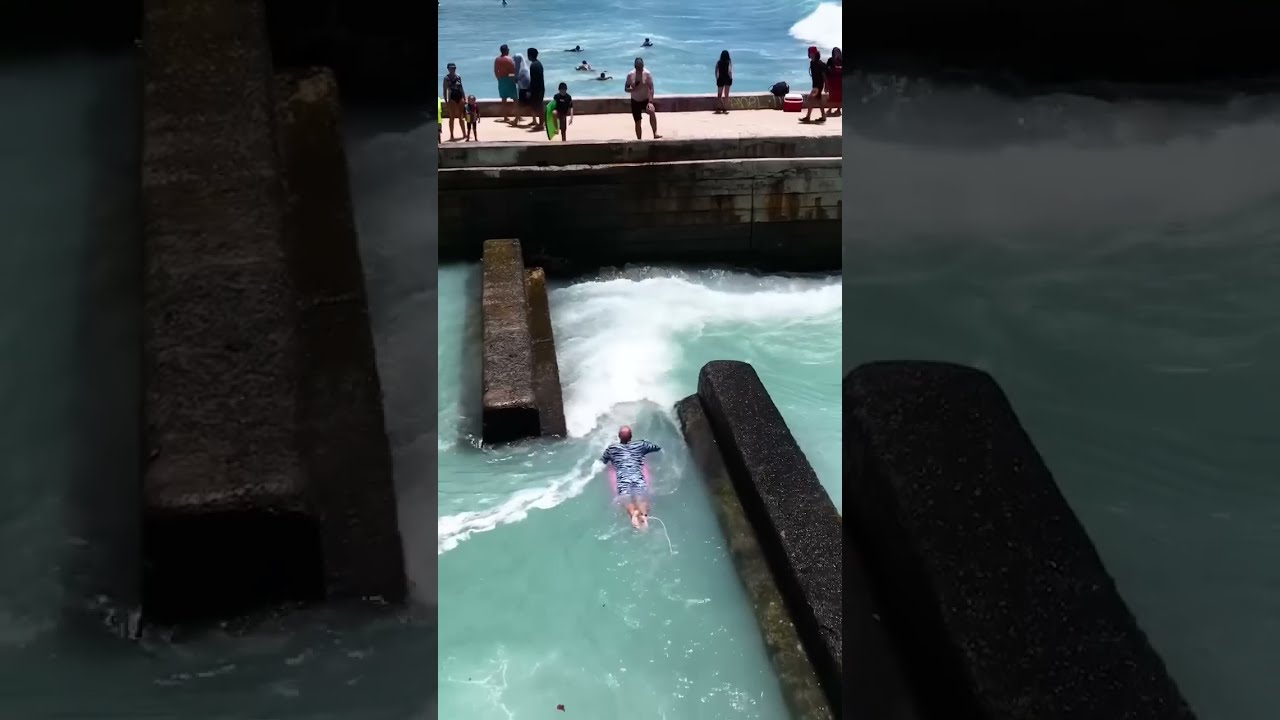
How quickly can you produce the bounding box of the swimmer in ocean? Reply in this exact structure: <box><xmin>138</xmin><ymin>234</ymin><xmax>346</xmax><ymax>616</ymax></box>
<box><xmin>642</xmin><ymin>38</ymin><xmax>653</xmax><ymax>47</ymax></box>
<box><xmin>565</xmin><ymin>45</ymin><xmax>583</xmax><ymax>52</ymax></box>
<box><xmin>576</xmin><ymin>60</ymin><xmax>593</xmax><ymax>71</ymax></box>
<box><xmin>601</xmin><ymin>426</ymin><xmax>661</xmax><ymax>529</ymax></box>
<box><xmin>595</xmin><ymin>72</ymin><xmax>613</xmax><ymax>81</ymax></box>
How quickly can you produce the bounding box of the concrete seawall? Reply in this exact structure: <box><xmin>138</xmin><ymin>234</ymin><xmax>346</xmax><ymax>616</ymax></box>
<box><xmin>845</xmin><ymin>362</ymin><xmax>1196</xmax><ymax>719</ymax></box>
<box><xmin>438</xmin><ymin>134</ymin><xmax>839</xmax><ymax>170</ymax></box>
<box><xmin>140</xmin><ymin>0</ymin><xmax>403</xmax><ymax>623</ymax></box>
<box><xmin>440</xmin><ymin>158</ymin><xmax>840</xmax><ymax>273</ymax></box>
<box><xmin>683</xmin><ymin>361</ymin><xmax>844</xmax><ymax>716</ymax></box>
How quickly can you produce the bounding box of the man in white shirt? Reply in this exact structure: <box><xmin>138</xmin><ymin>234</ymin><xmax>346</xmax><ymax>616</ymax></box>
<box><xmin>624</xmin><ymin>57</ymin><xmax>662</xmax><ymax>140</ymax></box>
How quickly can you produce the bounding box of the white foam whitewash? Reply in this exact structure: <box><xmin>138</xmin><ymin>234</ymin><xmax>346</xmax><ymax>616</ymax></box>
<box><xmin>437</xmin><ymin>271</ymin><xmax>842</xmax><ymax>555</ymax></box>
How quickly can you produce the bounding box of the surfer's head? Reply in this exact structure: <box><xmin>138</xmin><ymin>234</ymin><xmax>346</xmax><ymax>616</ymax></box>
<box><xmin>619</xmin><ymin>426</ymin><xmax>633</xmax><ymax>442</ymax></box>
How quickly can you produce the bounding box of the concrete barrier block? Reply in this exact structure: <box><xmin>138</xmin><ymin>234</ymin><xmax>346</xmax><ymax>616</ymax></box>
<box><xmin>845</xmin><ymin>361</ymin><xmax>1196</xmax><ymax>720</ymax></box>
<box><xmin>274</xmin><ymin>67</ymin><xmax>406</xmax><ymax>604</ymax></box>
<box><xmin>677</xmin><ymin>395</ymin><xmax>835</xmax><ymax>720</ymax></box>
<box><xmin>481</xmin><ymin>239</ymin><xmax>540</xmax><ymax>443</ymax></box>
<box><xmin>525</xmin><ymin>268</ymin><xmax>567</xmax><ymax>438</ymax></box>
<box><xmin>141</xmin><ymin>0</ymin><xmax>314</xmax><ymax>623</ymax></box>
<box><xmin>695</xmin><ymin>361</ymin><xmax>843</xmax><ymax>715</ymax></box>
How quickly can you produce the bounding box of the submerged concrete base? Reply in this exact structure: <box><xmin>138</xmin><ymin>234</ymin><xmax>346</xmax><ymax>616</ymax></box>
<box><xmin>440</xmin><ymin>158</ymin><xmax>841</xmax><ymax>273</ymax></box>
<box><xmin>481</xmin><ymin>240</ymin><xmax>540</xmax><ymax>443</ymax></box>
<box><xmin>845</xmin><ymin>362</ymin><xmax>1196</xmax><ymax>720</ymax></box>
<box><xmin>526</xmin><ymin>268</ymin><xmax>567</xmax><ymax>438</ymax></box>
<box><xmin>694</xmin><ymin>361</ymin><xmax>843</xmax><ymax>716</ymax></box>
<box><xmin>273</xmin><ymin>67</ymin><xmax>406</xmax><ymax>603</ymax></box>
<box><xmin>678</xmin><ymin>396</ymin><xmax>832</xmax><ymax>720</ymax></box>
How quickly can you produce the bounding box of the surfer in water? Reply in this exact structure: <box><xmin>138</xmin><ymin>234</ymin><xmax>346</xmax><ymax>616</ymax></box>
<box><xmin>601</xmin><ymin>426</ymin><xmax>661</xmax><ymax>529</ymax></box>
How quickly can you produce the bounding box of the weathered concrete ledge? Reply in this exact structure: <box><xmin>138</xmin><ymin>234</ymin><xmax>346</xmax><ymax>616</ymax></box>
<box><xmin>677</xmin><ymin>395</ymin><xmax>833</xmax><ymax>720</ymax></box>
<box><xmin>481</xmin><ymin>240</ymin><xmax>540</xmax><ymax>443</ymax></box>
<box><xmin>694</xmin><ymin>361</ymin><xmax>843</xmax><ymax>716</ymax></box>
<box><xmin>473</xmin><ymin>92</ymin><xmax>780</xmax><ymax>117</ymax></box>
<box><xmin>440</xmin><ymin>158</ymin><xmax>841</xmax><ymax>273</ymax></box>
<box><xmin>845</xmin><ymin>361</ymin><xmax>1196</xmax><ymax>720</ymax></box>
<box><xmin>140</xmin><ymin>0</ymin><xmax>313</xmax><ymax>623</ymax></box>
<box><xmin>273</xmin><ymin>67</ymin><xmax>406</xmax><ymax>604</ymax></box>
<box><xmin>438</xmin><ymin>134</ymin><xmax>840</xmax><ymax>170</ymax></box>
<box><xmin>525</xmin><ymin>268</ymin><xmax>567</xmax><ymax>438</ymax></box>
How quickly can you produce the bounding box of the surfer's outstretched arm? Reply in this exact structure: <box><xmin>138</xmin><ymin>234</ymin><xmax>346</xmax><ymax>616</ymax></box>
<box><xmin>639</xmin><ymin>440</ymin><xmax>661</xmax><ymax>454</ymax></box>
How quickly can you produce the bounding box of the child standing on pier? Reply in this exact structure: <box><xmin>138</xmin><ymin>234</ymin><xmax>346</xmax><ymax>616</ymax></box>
<box><xmin>552</xmin><ymin>82</ymin><xmax>573</xmax><ymax>142</ymax></box>
<box><xmin>464</xmin><ymin>95</ymin><xmax>480</xmax><ymax>141</ymax></box>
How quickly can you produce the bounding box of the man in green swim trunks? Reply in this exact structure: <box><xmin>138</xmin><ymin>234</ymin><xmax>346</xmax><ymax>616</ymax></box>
<box><xmin>493</xmin><ymin>44</ymin><xmax>518</xmax><ymax>123</ymax></box>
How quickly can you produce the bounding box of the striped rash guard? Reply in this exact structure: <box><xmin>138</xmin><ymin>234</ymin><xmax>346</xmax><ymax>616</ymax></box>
<box><xmin>601</xmin><ymin>440</ymin><xmax>661</xmax><ymax>488</ymax></box>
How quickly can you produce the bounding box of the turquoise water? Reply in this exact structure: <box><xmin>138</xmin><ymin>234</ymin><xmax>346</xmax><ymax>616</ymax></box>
<box><xmin>0</xmin><ymin>55</ymin><xmax>437</xmax><ymax>719</ymax></box>
<box><xmin>848</xmin><ymin>81</ymin><xmax>1280</xmax><ymax>720</ymax></box>
<box><xmin>438</xmin><ymin>266</ymin><xmax>841</xmax><ymax>718</ymax></box>
<box><xmin>438</xmin><ymin>0</ymin><xmax>842</xmax><ymax>98</ymax></box>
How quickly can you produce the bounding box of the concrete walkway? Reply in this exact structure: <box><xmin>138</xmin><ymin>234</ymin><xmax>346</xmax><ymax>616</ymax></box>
<box><xmin>440</xmin><ymin>108</ymin><xmax>843</xmax><ymax>144</ymax></box>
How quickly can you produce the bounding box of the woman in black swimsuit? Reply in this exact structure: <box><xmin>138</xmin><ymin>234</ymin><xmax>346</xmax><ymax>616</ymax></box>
<box><xmin>714</xmin><ymin>50</ymin><xmax>733</xmax><ymax>114</ymax></box>
<box><xmin>442</xmin><ymin>62</ymin><xmax>466</xmax><ymax>140</ymax></box>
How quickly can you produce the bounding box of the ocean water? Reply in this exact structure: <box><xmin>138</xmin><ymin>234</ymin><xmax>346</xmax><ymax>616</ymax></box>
<box><xmin>437</xmin><ymin>266</ymin><xmax>841</xmax><ymax>718</ymax></box>
<box><xmin>847</xmin><ymin>78</ymin><xmax>1280</xmax><ymax>720</ymax></box>
<box><xmin>0</xmin><ymin>54</ymin><xmax>437</xmax><ymax>719</ymax></box>
<box><xmin>438</xmin><ymin>0</ymin><xmax>841</xmax><ymax>97</ymax></box>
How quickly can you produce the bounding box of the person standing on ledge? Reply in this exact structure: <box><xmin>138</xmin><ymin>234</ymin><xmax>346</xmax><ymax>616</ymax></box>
<box><xmin>442</xmin><ymin>62</ymin><xmax>466</xmax><ymax>141</ymax></box>
<box><xmin>625</xmin><ymin>57</ymin><xmax>662</xmax><ymax>140</ymax></box>
<box><xmin>494</xmin><ymin>44</ymin><xmax>518</xmax><ymax>123</ymax></box>
<box><xmin>601</xmin><ymin>426</ymin><xmax>661</xmax><ymax>529</ymax></box>
<box><xmin>714</xmin><ymin>49</ymin><xmax>733</xmax><ymax>114</ymax></box>
<box><xmin>527</xmin><ymin>47</ymin><xmax>547</xmax><ymax>132</ymax></box>
<box><xmin>801</xmin><ymin>45</ymin><xmax>827</xmax><ymax>123</ymax></box>
<box><xmin>826</xmin><ymin>46</ymin><xmax>843</xmax><ymax>117</ymax></box>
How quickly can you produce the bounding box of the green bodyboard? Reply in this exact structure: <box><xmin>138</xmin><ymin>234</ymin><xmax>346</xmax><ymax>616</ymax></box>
<box><xmin>545</xmin><ymin>101</ymin><xmax>558</xmax><ymax>139</ymax></box>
